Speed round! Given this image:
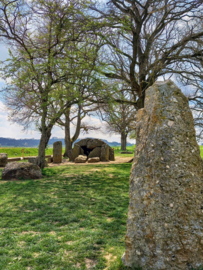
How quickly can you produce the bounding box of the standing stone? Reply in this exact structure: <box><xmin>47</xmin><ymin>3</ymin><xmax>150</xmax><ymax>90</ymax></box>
<box><xmin>72</xmin><ymin>144</ymin><xmax>81</xmax><ymax>161</ymax></box>
<box><xmin>109</xmin><ymin>148</ymin><xmax>115</xmax><ymax>161</ymax></box>
<box><xmin>88</xmin><ymin>147</ymin><xmax>101</xmax><ymax>158</ymax></box>
<box><xmin>122</xmin><ymin>80</ymin><xmax>203</xmax><ymax>270</ymax></box>
<box><xmin>0</xmin><ymin>153</ymin><xmax>8</xmax><ymax>167</ymax></box>
<box><xmin>101</xmin><ymin>144</ymin><xmax>109</xmax><ymax>161</ymax></box>
<box><xmin>53</xmin><ymin>141</ymin><xmax>62</xmax><ymax>163</ymax></box>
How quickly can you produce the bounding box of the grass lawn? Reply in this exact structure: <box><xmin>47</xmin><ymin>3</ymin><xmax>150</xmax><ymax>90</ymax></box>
<box><xmin>0</xmin><ymin>148</ymin><xmax>53</xmax><ymax>158</ymax></box>
<box><xmin>0</xmin><ymin>163</ymin><xmax>136</xmax><ymax>270</ymax></box>
<box><xmin>0</xmin><ymin>146</ymin><xmax>135</xmax><ymax>159</ymax></box>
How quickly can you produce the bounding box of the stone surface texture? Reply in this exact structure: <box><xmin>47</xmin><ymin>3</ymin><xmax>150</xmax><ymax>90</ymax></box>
<box><xmin>122</xmin><ymin>80</ymin><xmax>203</xmax><ymax>270</ymax></box>
<box><xmin>2</xmin><ymin>162</ymin><xmax>42</xmax><ymax>180</ymax></box>
<box><xmin>87</xmin><ymin>139</ymin><xmax>105</xmax><ymax>149</ymax></box>
<box><xmin>71</xmin><ymin>138</ymin><xmax>114</xmax><ymax>163</ymax></box>
<box><xmin>72</xmin><ymin>144</ymin><xmax>81</xmax><ymax>161</ymax></box>
<box><xmin>0</xmin><ymin>153</ymin><xmax>8</xmax><ymax>167</ymax></box>
<box><xmin>75</xmin><ymin>155</ymin><xmax>87</xmax><ymax>163</ymax></box>
<box><xmin>88</xmin><ymin>157</ymin><xmax>100</xmax><ymax>163</ymax></box>
<box><xmin>109</xmin><ymin>148</ymin><xmax>115</xmax><ymax>161</ymax></box>
<box><xmin>101</xmin><ymin>144</ymin><xmax>109</xmax><ymax>161</ymax></box>
<box><xmin>53</xmin><ymin>141</ymin><xmax>62</xmax><ymax>163</ymax></box>
<box><xmin>88</xmin><ymin>147</ymin><xmax>101</xmax><ymax>158</ymax></box>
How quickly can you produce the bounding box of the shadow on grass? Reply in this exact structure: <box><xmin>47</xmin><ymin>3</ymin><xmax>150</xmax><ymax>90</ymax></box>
<box><xmin>0</xmin><ymin>163</ymin><xmax>138</xmax><ymax>269</ymax></box>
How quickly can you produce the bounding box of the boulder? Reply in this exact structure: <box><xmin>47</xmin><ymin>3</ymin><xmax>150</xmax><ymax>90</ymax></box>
<box><xmin>88</xmin><ymin>147</ymin><xmax>101</xmax><ymax>158</ymax></box>
<box><xmin>47</xmin><ymin>157</ymin><xmax>53</xmax><ymax>163</ymax></box>
<box><xmin>109</xmin><ymin>148</ymin><xmax>115</xmax><ymax>161</ymax></box>
<box><xmin>87</xmin><ymin>139</ymin><xmax>105</xmax><ymax>149</ymax></box>
<box><xmin>76</xmin><ymin>138</ymin><xmax>90</xmax><ymax>147</ymax></box>
<box><xmin>67</xmin><ymin>149</ymin><xmax>73</xmax><ymax>161</ymax></box>
<box><xmin>122</xmin><ymin>80</ymin><xmax>203</xmax><ymax>270</ymax></box>
<box><xmin>72</xmin><ymin>144</ymin><xmax>81</xmax><ymax>161</ymax></box>
<box><xmin>53</xmin><ymin>141</ymin><xmax>62</xmax><ymax>163</ymax></box>
<box><xmin>75</xmin><ymin>155</ymin><xmax>87</xmax><ymax>163</ymax></box>
<box><xmin>1</xmin><ymin>162</ymin><xmax>42</xmax><ymax>180</ymax></box>
<box><xmin>101</xmin><ymin>144</ymin><xmax>109</xmax><ymax>161</ymax></box>
<box><xmin>88</xmin><ymin>157</ymin><xmax>100</xmax><ymax>163</ymax></box>
<box><xmin>0</xmin><ymin>153</ymin><xmax>8</xmax><ymax>167</ymax></box>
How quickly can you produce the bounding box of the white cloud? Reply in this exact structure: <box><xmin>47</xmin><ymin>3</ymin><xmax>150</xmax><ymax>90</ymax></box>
<box><xmin>0</xmin><ymin>101</ymin><xmax>136</xmax><ymax>143</ymax></box>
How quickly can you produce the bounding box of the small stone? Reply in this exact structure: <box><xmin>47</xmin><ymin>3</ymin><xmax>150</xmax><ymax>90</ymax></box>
<box><xmin>75</xmin><ymin>155</ymin><xmax>87</xmax><ymax>163</ymax></box>
<box><xmin>166</xmin><ymin>165</ymin><xmax>170</xmax><ymax>168</ymax></box>
<box><xmin>0</xmin><ymin>153</ymin><xmax>8</xmax><ymax>167</ymax></box>
<box><xmin>88</xmin><ymin>157</ymin><xmax>100</xmax><ymax>163</ymax></box>
<box><xmin>170</xmin><ymin>203</ymin><xmax>174</xmax><ymax>208</ymax></box>
<box><xmin>168</xmin><ymin>120</ymin><xmax>174</xmax><ymax>127</ymax></box>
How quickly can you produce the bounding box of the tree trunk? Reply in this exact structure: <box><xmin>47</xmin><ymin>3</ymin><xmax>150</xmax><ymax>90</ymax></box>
<box><xmin>38</xmin><ymin>125</ymin><xmax>52</xmax><ymax>169</ymax></box>
<box><xmin>121</xmin><ymin>131</ymin><xmax>127</xmax><ymax>151</ymax></box>
<box><xmin>63</xmin><ymin>109</ymin><xmax>72</xmax><ymax>157</ymax></box>
<box><xmin>63</xmin><ymin>105</ymin><xmax>82</xmax><ymax>158</ymax></box>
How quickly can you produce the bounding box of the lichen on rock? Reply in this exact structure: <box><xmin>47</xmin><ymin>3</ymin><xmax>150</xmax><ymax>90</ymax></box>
<box><xmin>122</xmin><ymin>80</ymin><xmax>203</xmax><ymax>270</ymax></box>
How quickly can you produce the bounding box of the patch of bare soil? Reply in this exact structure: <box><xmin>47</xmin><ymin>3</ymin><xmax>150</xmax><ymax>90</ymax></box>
<box><xmin>85</xmin><ymin>258</ymin><xmax>97</xmax><ymax>269</ymax></box>
<box><xmin>48</xmin><ymin>156</ymin><xmax>133</xmax><ymax>167</ymax></box>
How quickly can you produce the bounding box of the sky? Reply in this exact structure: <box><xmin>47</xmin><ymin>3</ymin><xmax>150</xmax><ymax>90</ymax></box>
<box><xmin>0</xmin><ymin>43</ymin><xmax>135</xmax><ymax>144</ymax></box>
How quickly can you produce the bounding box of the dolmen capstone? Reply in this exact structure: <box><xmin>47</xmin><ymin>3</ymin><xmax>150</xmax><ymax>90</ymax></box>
<box><xmin>53</xmin><ymin>141</ymin><xmax>62</xmax><ymax>163</ymax></box>
<box><xmin>122</xmin><ymin>80</ymin><xmax>203</xmax><ymax>270</ymax></box>
<box><xmin>1</xmin><ymin>162</ymin><xmax>42</xmax><ymax>180</ymax></box>
<box><xmin>70</xmin><ymin>138</ymin><xmax>115</xmax><ymax>163</ymax></box>
<box><xmin>0</xmin><ymin>153</ymin><xmax>8</xmax><ymax>167</ymax></box>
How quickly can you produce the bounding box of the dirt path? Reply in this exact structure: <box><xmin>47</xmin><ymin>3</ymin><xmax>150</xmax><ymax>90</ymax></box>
<box><xmin>48</xmin><ymin>156</ymin><xmax>133</xmax><ymax>167</ymax></box>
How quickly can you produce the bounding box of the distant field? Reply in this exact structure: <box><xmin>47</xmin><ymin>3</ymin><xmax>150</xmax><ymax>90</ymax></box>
<box><xmin>0</xmin><ymin>146</ymin><xmax>135</xmax><ymax>158</ymax></box>
<box><xmin>0</xmin><ymin>147</ymin><xmax>53</xmax><ymax>158</ymax></box>
<box><xmin>2</xmin><ymin>146</ymin><xmax>203</xmax><ymax>159</ymax></box>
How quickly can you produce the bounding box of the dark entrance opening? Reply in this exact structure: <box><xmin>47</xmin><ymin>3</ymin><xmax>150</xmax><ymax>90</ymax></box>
<box><xmin>81</xmin><ymin>146</ymin><xmax>92</xmax><ymax>156</ymax></box>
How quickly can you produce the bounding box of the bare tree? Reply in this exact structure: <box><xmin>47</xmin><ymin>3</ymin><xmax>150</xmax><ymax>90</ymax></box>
<box><xmin>98</xmin><ymin>88</ymin><xmax>136</xmax><ymax>150</ymax></box>
<box><xmin>91</xmin><ymin>0</ymin><xmax>203</xmax><ymax>108</ymax></box>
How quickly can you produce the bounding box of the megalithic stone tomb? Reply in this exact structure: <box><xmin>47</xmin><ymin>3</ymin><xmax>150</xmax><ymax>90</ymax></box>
<box><xmin>122</xmin><ymin>80</ymin><xmax>203</xmax><ymax>270</ymax></box>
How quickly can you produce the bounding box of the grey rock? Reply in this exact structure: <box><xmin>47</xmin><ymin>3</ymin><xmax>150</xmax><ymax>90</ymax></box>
<box><xmin>88</xmin><ymin>147</ymin><xmax>101</xmax><ymax>158</ymax></box>
<box><xmin>109</xmin><ymin>148</ymin><xmax>115</xmax><ymax>161</ymax></box>
<box><xmin>75</xmin><ymin>155</ymin><xmax>87</xmax><ymax>163</ymax></box>
<box><xmin>88</xmin><ymin>157</ymin><xmax>100</xmax><ymax>163</ymax></box>
<box><xmin>0</xmin><ymin>153</ymin><xmax>8</xmax><ymax>167</ymax></box>
<box><xmin>87</xmin><ymin>139</ymin><xmax>105</xmax><ymax>149</ymax></box>
<box><xmin>72</xmin><ymin>144</ymin><xmax>81</xmax><ymax>161</ymax></box>
<box><xmin>47</xmin><ymin>157</ymin><xmax>53</xmax><ymax>163</ymax></box>
<box><xmin>2</xmin><ymin>162</ymin><xmax>42</xmax><ymax>180</ymax></box>
<box><xmin>76</xmin><ymin>138</ymin><xmax>90</xmax><ymax>147</ymax></box>
<box><xmin>101</xmin><ymin>144</ymin><xmax>109</xmax><ymax>161</ymax></box>
<box><xmin>53</xmin><ymin>141</ymin><xmax>62</xmax><ymax>163</ymax></box>
<box><xmin>122</xmin><ymin>80</ymin><xmax>203</xmax><ymax>270</ymax></box>
<box><xmin>67</xmin><ymin>149</ymin><xmax>73</xmax><ymax>161</ymax></box>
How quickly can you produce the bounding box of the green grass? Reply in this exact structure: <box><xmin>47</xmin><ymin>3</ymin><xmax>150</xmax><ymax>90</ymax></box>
<box><xmin>0</xmin><ymin>163</ymin><xmax>139</xmax><ymax>270</ymax></box>
<box><xmin>113</xmin><ymin>146</ymin><xmax>135</xmax><ymax>158</ymax></box>
<box><xmin>0</xmin><ymin>146</ymin><xmax>135</xmax><ymax>158</ymax></box>
<box><xmin>0</xmin><ymin>147</ymin><xmax>53</xmax><ymax>158</ymax></box>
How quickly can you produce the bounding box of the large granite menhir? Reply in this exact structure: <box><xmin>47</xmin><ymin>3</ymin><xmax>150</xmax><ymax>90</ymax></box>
<box><xmin>122</xmin><ymin>81</ymin><xmax>203</xmax><ymax>270</ymax></box>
